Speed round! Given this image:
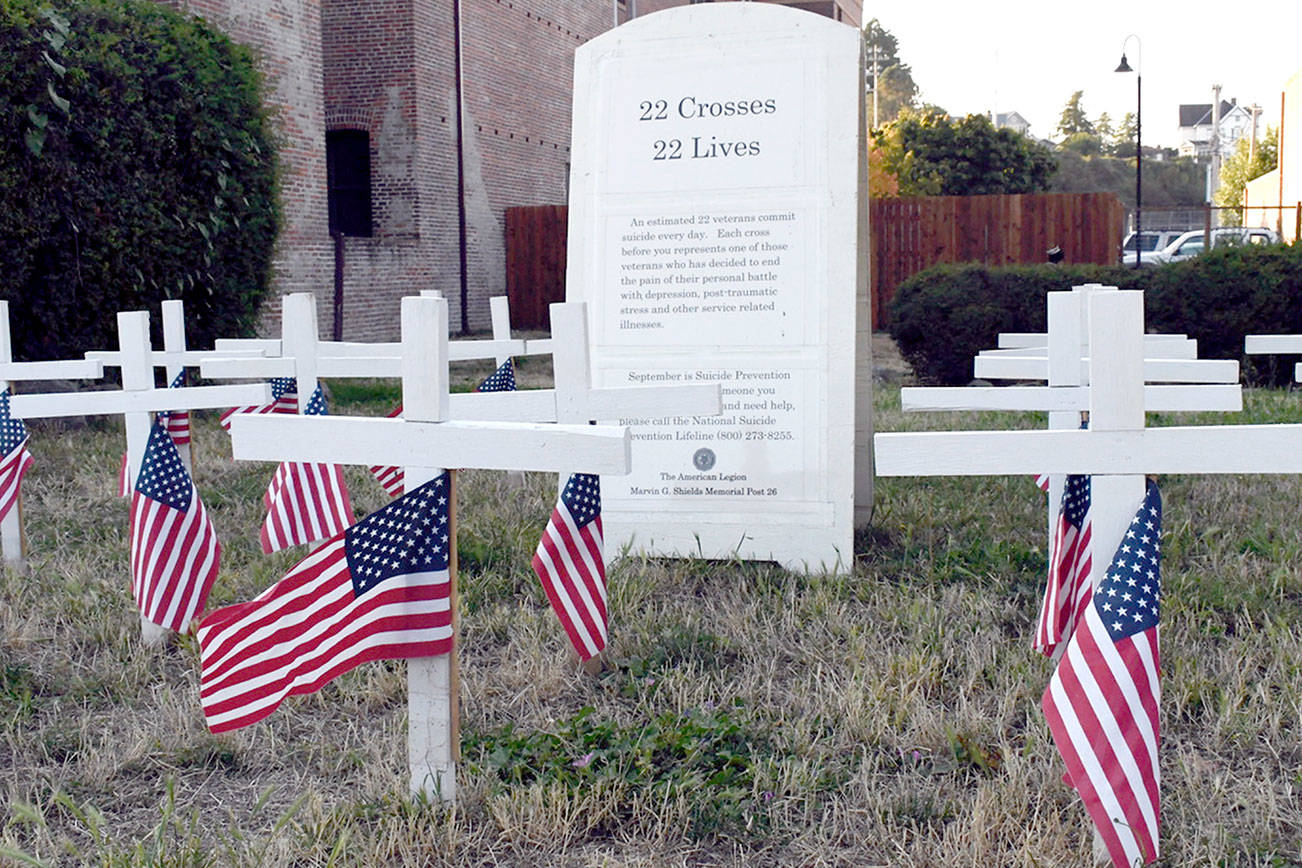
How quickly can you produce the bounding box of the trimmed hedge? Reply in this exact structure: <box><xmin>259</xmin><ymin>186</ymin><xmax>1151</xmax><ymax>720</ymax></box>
<box><xmin>0</xmin><ymin>0</ymin><xmax>278</xmax><ymax>361</ymax></box>
<box><xmin>887</xmin><ymin>244</ymin><xmax>1302</xmax><ymax>385</ymax></box>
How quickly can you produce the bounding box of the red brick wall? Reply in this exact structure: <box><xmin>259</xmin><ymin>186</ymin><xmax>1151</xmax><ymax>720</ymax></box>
<box><xmin>318</xmin><ymin>0</ymin><xmax>616</xmax><ymax>338</ymax></box>
<box><xmin>164</xmin><ymin>0</ymin><xmax>857</xmax><ymax>340</ymax></box>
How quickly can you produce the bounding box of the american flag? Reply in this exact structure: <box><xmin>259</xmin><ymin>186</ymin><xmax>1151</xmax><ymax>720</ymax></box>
<box><xmin>129</xmin><ymin>414</ymin><xmax>221</xmax><ymax>632</ymax></box>
<box><xmin>368</xmin><ymin>359</ymin><xmax>516</xmax><ymax>499</ymax></box>
<box><xmin>1035</xmin><ymin>474</ymin><xmax>1093</xmax><ymax>657</ymax></box>
<box><xmin>0</xmin><ymin>389</ymin><xmax>34</xmax><ymax>523</ymax></box>
<box><xmin>368</xmin><ymin>405</ymin><xmax>405</xmax><ymax>498</ymax></box>
<box><xmin>477</xmin><ymin>358</ymin><xmax>516</xmax><ymax>392</ymax></box>
<box><xmin>197</xmin><ymin>472</ymin><xmax>454</xmax><ymax>733</ymax></box>
<box><xmin>260</xmin><ymin>385</ymin><xmax>353</xmax><ymax>553</ymax></box>
<box><xmin>164</xmin><ymin>370</ymin><xmax>190</xmax><ymax>446</ymax></box>
<box><xmin>532</xmin><ymin>472</ymin><xmax>606</xmax><ymax>660</ymax></box>
<box><xmin>1042</xmin><ymin>479</ymin><xmax>1162</xmax><ymax>868</ymax></box>
<box><xmin>220</xmin><ymin>377</ymin><xmax>297</xmax><ymax>430</ymax></box>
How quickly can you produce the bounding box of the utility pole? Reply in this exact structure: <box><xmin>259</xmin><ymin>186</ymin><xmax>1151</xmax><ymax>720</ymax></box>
<box><xmin>1209</xmin><ymin>84</ymin><xmax>1222</xmax><ymax>204</ymax></box>
<box><xmin>1248</xmin><ymin>102</ymin><xmax>1262</xmax><ymax>165</ymax></box>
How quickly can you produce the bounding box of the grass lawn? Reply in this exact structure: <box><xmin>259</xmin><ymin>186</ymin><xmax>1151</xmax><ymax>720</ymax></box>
<box><xmin>1</xmin><ymin>354</ymin><xmax>1300</xmax><ymax>866</ymax></box>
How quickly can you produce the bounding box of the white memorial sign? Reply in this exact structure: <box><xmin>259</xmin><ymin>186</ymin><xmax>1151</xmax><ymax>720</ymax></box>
<box><xmin>565</xmin><ymin>4</ymin><xmax>869</xmax><ymax>571</ymax></box>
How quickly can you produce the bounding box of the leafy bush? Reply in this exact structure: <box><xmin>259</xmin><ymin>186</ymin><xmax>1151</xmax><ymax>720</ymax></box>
<box><xmin>887</xmin><ymin>244</ymin><xmax>1302</xmax><ymax>385</ymax></box>
<box><xmin>0</xmin><ymin>0</ymin><xmax>278</xmax><ymax>361</ymax></box>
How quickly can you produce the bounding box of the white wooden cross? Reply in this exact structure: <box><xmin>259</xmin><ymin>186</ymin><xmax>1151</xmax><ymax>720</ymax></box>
<box><xmin>876</xmin><ymin>289</ymin><xmax>1302</xmax><ymax>863</ymax></box>
<box><xmin>0</xmin><ymin>300</ymin><xmax>105</xmax><ymax>569</ymax></box>
<box><xmin>226</xmin><ymin>294</ymin><xmax>632</xmax><ymax>801</ymax></box>
<box><xmin>903</xmin><ymin>287</ymin><xmax>1243</xmax><ymax>550</ymax></box>
<box><xmin>85</xmin><ymin>299</ymin><xmax>269</xmax><ymax>469</ymax></box>
<box><xmin>9</xmin><ymin>311</ymin><xmax>272</xmax><ymax>644</ymax></box>
<box><xmin>1244</xmin><ymin>334</ymin><xmax>1302</xmax><ymax>383</ymax></box>
<box><xmin>971</xmin><ymin>284</ymin><xmax>1237</xmax><ymax>385</ymax></box>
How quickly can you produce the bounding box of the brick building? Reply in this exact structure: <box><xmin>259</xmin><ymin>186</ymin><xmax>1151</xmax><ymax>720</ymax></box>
<box><xmin>166</xmin><ymin>0</ymin><xmax>861</xmax><ymax>339</ymax></box>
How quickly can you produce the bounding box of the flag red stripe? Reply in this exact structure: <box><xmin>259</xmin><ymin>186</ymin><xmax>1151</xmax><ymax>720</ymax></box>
<box><xmin>531</xmin><ymin>508</ymin><xmax>606</xmax><ymax>659</ymax></box>
<box><xmin>198</xmin><ymin>555</ymin><xmax>451</xmax><ymax>732</ymax></box>
<box><xmin>0</xmin><ymin>443</ymin><xmax>33</xmax><ymax>521</ymax></box>
<box><xmin>203</xmin><ymin>598</ymin><xmax>449</xmax><ymax>707</ymax></box>
<box><xmin>1044</xmin><ymin>609</ymin><xmax>1160</xmax><ymax>866</ymax></box>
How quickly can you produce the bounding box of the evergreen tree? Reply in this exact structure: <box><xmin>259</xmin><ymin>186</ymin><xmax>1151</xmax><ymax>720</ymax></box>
<box><xmin>1056</xmin><ymin>91</ymin><xmax>1093</xmax><ymax>139</ymax></box>
<box><xmin>863</xmin><ymin>19</ymin><xmax>918</xmax><ymax>126</ymax></box>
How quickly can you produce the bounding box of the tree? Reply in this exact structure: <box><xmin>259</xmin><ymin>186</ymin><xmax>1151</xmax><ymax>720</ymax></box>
<box><xmin>1214</xmin><ymin>128</ymin><xmax>1278</xmax><ymax>224</ymax></box>
<box><xmin>0</xmin><ymin>0</ymin><xmax>278</xmax><ymax>361</ymax></box>
<box><xmin>863</xmin><ymin>19</ymin><xmax>918</xmax><ymax>126</ymax></box>
<box><xmin>1051</xmin><ymin>149</ymin><xmax>1203</xmax><ymax>209</ymax></box>
<box><xmin>1113</xmin><ymin>112</ymin><xmax>1138</xmax><ymax>158</ymax></box>
<box><xmin>872</xmin><ymin>108</ymin><xmax>1057</xmax><ymax>196</ymax></box>
<box><xmin>1056</xmin><ymin>91</ymin><xmax>1093</xmax><ymax>139</ymax></box>
<box><xmin>1060</xmin><ymin>132</ymin><xmax>1104</xmax><ymax>157</ymax></box>
<box><xmin>1094</xmin><ymin>112</ymin><xmax>1114</xmax><ymax>144</ymax></box>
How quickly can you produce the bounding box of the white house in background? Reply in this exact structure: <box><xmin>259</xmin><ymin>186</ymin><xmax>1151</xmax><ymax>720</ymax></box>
<box><xmin>994</xmin><ymin>111</ymin><xmax>1031</xmax><ymax>136</ymax></box>
<box><xmin>1178</xmin><ymin>99</ymin><xmax>1254</xmax><ymax>160</ymax></box>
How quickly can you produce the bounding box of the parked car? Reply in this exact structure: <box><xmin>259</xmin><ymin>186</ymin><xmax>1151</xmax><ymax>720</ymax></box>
<box><xmin>1138</xmin><ymin>227</ymin><xmax>1280</xmax><ymax>266</ymax></box>
<box><xmin>1119</xmin><ymin>229</ymin><xmax>1187</xmax><ymax>263</ymax></box>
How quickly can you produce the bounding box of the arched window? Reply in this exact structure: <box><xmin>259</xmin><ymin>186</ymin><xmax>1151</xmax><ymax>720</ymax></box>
<box><xmin>326</xmin><ymin>129</ymin><xmax>373</xmax><ymax>237</ymax></box>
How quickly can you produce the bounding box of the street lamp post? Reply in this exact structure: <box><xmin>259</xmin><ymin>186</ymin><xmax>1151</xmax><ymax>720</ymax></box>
<box><xmin>1116</xmin><ymin>36</ymin><xmax>1142</xmax><ymax>269</ymax></box>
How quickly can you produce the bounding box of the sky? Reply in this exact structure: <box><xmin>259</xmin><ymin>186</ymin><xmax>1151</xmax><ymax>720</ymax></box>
<box><xmin>869</xmin><ymin>0</ymin><xmax>1302</xmax><ymax>147</ymax></box>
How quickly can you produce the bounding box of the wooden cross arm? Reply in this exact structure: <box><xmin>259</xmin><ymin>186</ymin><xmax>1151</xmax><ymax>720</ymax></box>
<box><xmin>875</xmin><ymin>423</ymin><xmax>1302</xmax><ymax>476</ymax></box>
<box><xmin>1245</xmin><ymin>335</ymin><xmax>1302</xmax><ymax>355</ymax></box>
<box><xmin>997</xmin><ymin>332</ymin><xmax>1189</xmax><ymax>349</ymax></box>
<box><xmin>229</xmin><ymin>414</ymin><xmax>632</xmax><ymax>475</ymax></box>
<box><xmin>86</xmin><ymin>348</ymin><xmax>270</xmax><ymax>367</ymax></box>
<box><xmin>900</xmin><ymin>385</ymin><xmax>1242</xmax><ymax>413</ymax></box>
<box><xmin>0</xmin><ymin>359</ymin><xmax>104</xmax><ymax>382</ymax></box>
<box><xmin>201</xmin><ymin>357</ymin><xmax>296</xmax><ymax>379</ymax></box>
<box><xmin>973</xmin><ymin>355</ymin><xmax>1239</xmax><ymax>384</ymax></box>
<box><xmin>9</xmin><ymin>383</ymin><xmax>273</xmax><ymax>419</ymax></box>
<box><xmin>213</xmin><ymin>337</ymin><xmax>539</xmax><ymax>364</ymax></box>
<box><xmin>978</xmin><ymin>340</ymin><xmax>1197</xmax><ymax>360</ymax></box>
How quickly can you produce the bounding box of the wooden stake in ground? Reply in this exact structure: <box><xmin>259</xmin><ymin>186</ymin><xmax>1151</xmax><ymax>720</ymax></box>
<box><xmin>876</xmin><ymin>290</ymin><xmax>1302</xmax><ymax>866</ymax></box>
<box><xmin>226</xmin><ymin>294</ymin><xmax>633</xmax><ymax>801</ymax></box>
<box><xmin>0</xmin><ymin>300</ymin><xmax>105</xmax><ymax>569</ymax></box>
<box><xmin>10</xmin><ymin>311</ymin><xmax>272</xmax><ymax>644</ymax></box>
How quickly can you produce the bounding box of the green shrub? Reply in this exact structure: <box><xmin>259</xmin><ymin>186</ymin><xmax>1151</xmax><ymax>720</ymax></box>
<box><xmin>0</xmin><ymin>0</ymin><xmax>278</xmax><ymax>361</ymax></box>
<box><xmin>886</xmin><ymin>244</ymin><xmax>1302</xmax><ymax>385</ymax></box>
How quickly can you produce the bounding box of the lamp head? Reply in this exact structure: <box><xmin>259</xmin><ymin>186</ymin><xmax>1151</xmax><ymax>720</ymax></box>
<box><xmin>1115</xmin><ymin>54</ymin><xmax>1133</xmax><ymax>73</ymax></box>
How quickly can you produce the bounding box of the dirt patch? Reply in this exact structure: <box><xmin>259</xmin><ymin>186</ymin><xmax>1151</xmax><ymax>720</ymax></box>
<box><xmin>871</xmin><ymin>331</ymin><xmax>914</xmax><ymax>384</ymax></box>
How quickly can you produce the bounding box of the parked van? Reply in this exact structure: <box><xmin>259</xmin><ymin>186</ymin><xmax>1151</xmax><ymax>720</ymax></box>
<box><xmin>1138</xmin><ymin>227</ymin><xmax>1280</xmax><ymax>266</ymax></box>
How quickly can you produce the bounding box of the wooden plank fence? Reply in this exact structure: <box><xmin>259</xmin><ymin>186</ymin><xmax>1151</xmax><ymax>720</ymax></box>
<box><xmin>505</xmin><ymin>205</ymin><xmax>568</xmax><ymax>330</ymax></box>
<box><xmin>505</xmin><ymin>193</ymin><xmax>1124</xmax><ymax>331</ymax></box>
<box><xmin>869</xmin><ymin>192</ymin><xmax>1124</xmax><ymax>328</ymax></box>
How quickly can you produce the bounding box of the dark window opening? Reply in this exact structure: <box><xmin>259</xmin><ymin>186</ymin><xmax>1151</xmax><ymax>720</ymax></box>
<box><xmin>326</xmin><ymin>129</ymin><xmax>373</xmax><ymax>237</ymax></box>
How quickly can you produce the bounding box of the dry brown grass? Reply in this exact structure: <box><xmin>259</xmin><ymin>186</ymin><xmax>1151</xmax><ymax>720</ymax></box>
<box><xmin>0</xmin><ymin>361</ymin><xmax>1300</xmax><ymax>866</ymax></box>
